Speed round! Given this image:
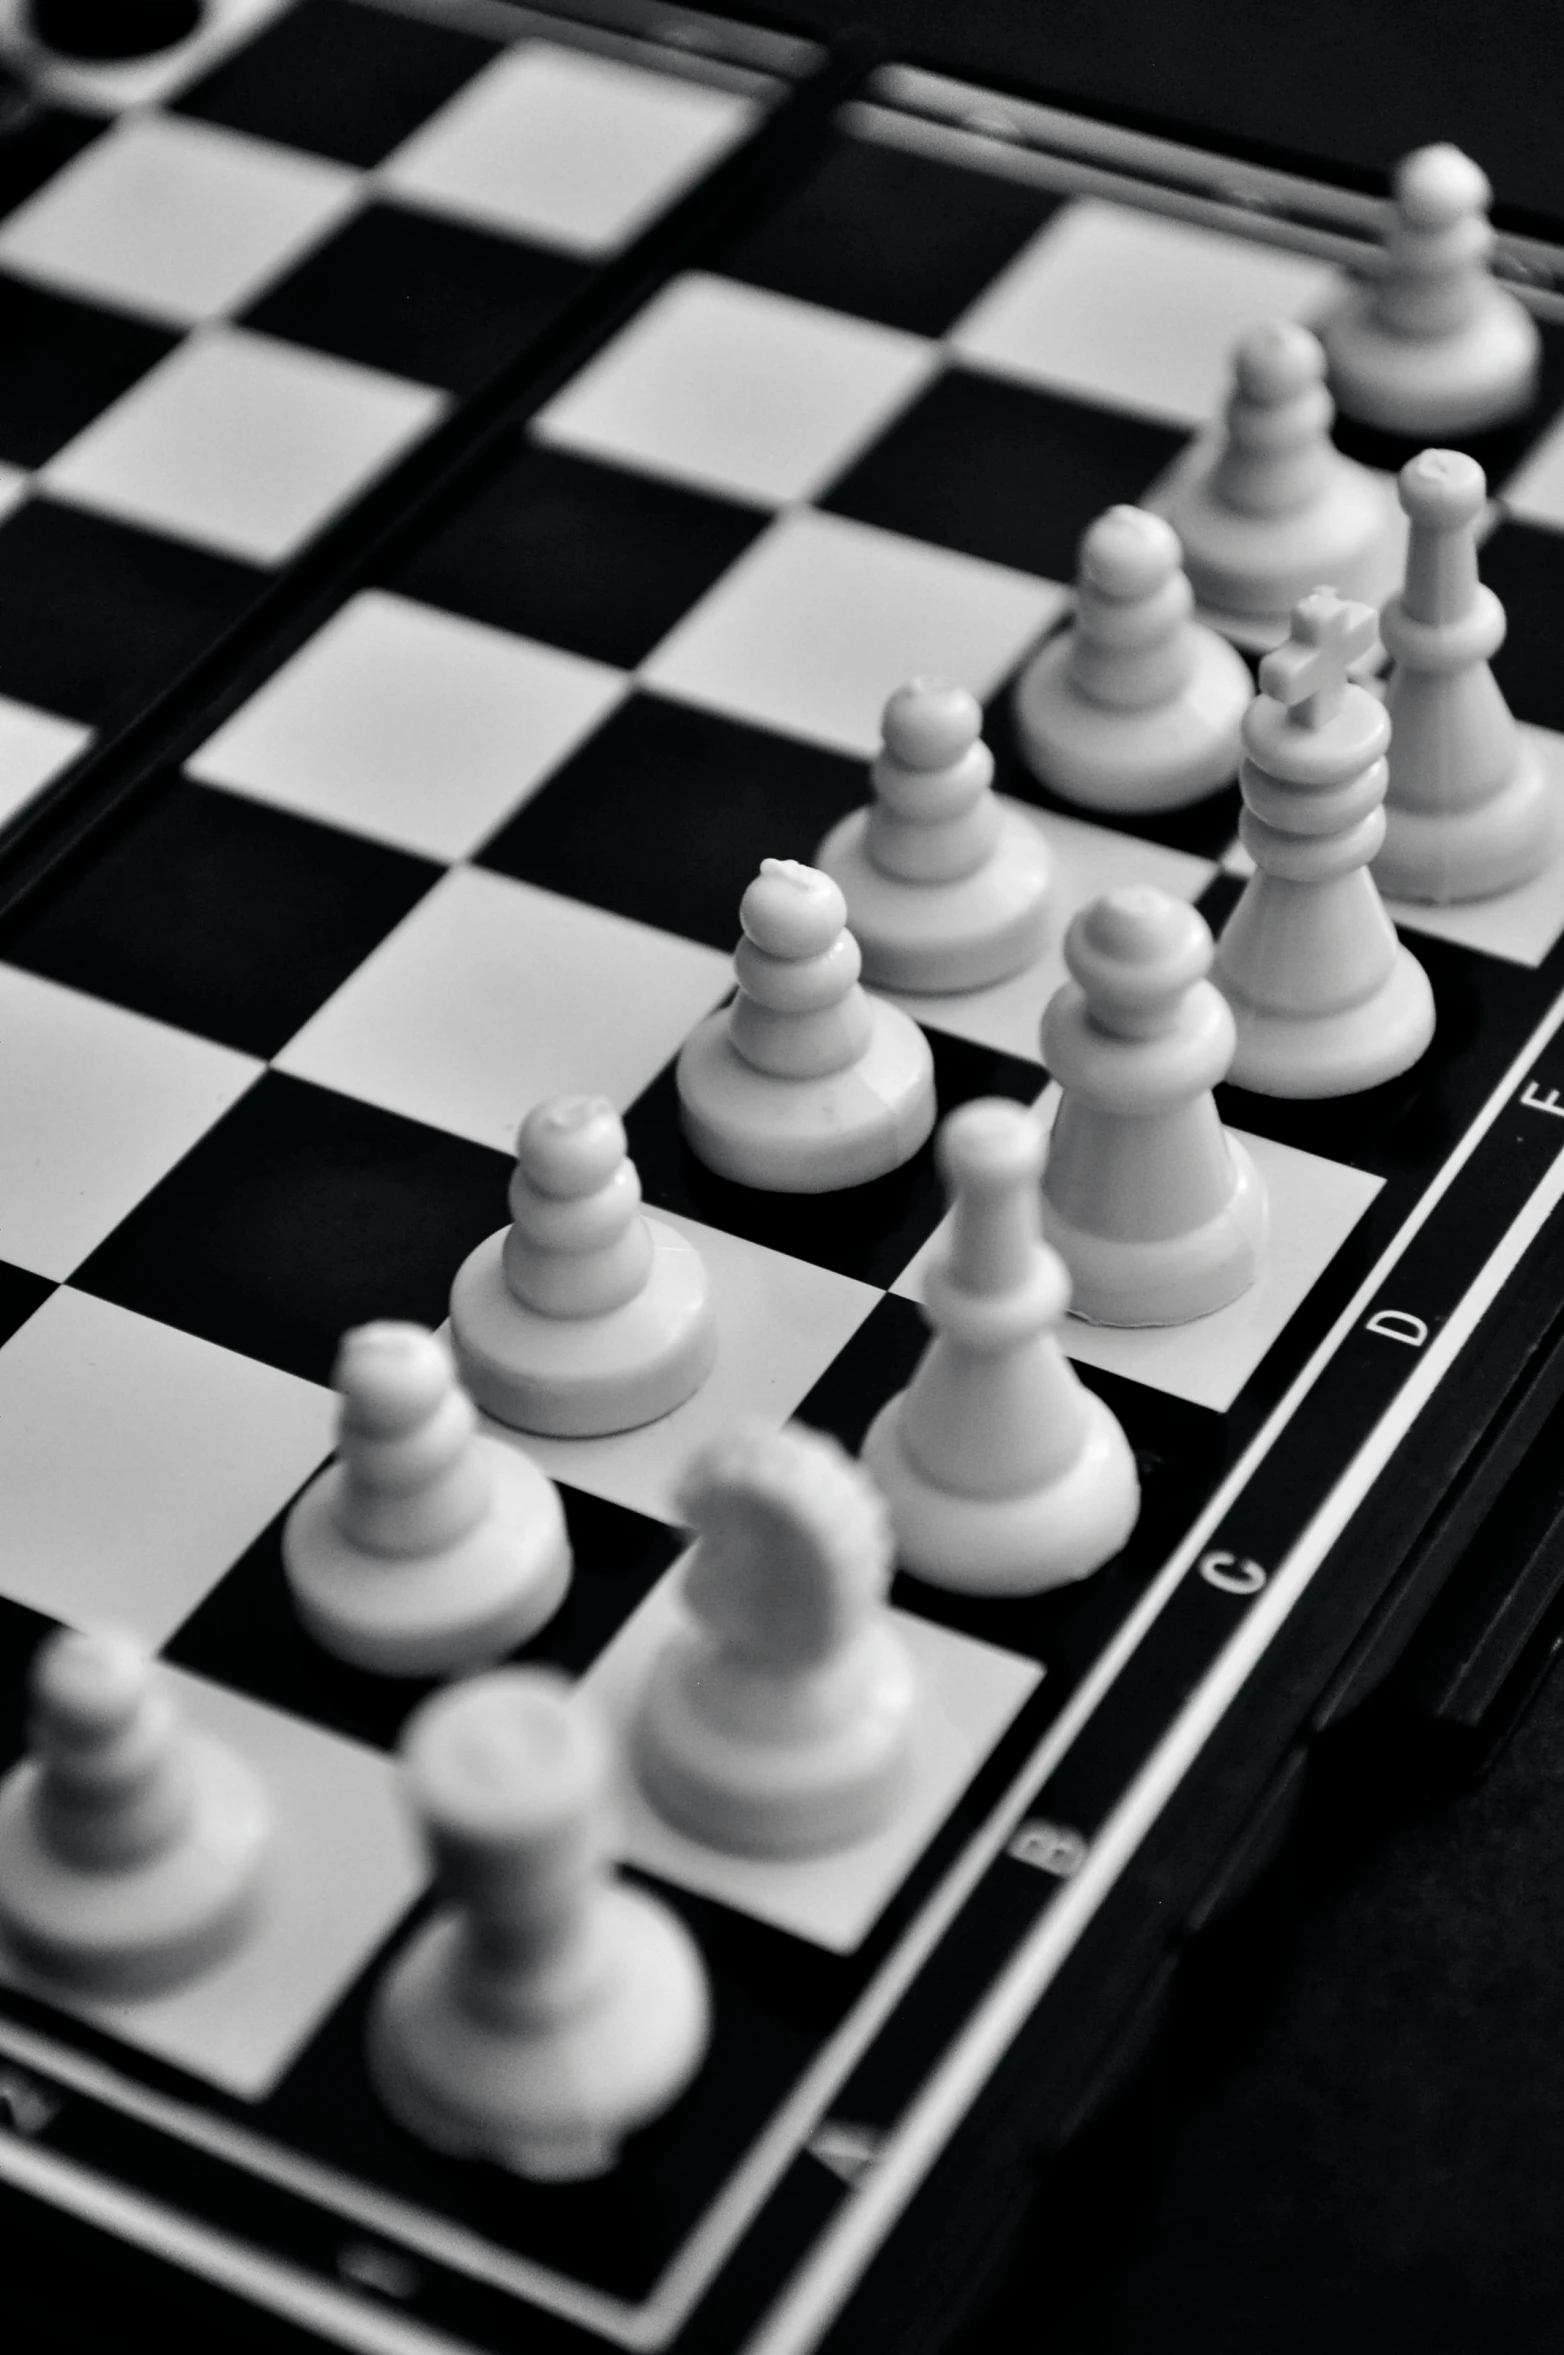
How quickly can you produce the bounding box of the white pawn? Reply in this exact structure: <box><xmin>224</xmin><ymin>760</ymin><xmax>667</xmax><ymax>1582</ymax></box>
<box><xmin>1164</xmin><ymin>320</ymin><xmax>1400</xmax><ymax>630</ymax></box>
<box><xmin>677</xmin><ymin>858</ymin><xmax>937</xmax><ymax>1192</ymax></box>
<box><xmin>1041</xmin><ymin>889</ymin><xmax>1267</xmax><ymax>1326</ymax></box>
<box><xmin>1215</xmin><ymin>586</ymin><xmax>1436</xmax><ymax>1096</ymax></box>
<box><xmin>1323</xmin><ymin>145</ymin><xmax>1540</xmax><ymax>437</ymax></box>
<box><xmin>634</xmin><ymin>1421</ymin><xmax>917</xmax><ymax>1857</ymax></box>
<box><xmin>863</xmin><ymin>1099</ymin><xmax>1140</xmax><ymax>1596</ymax></box>
<box><xmin>451</xmin><ymin>1096</ymin><xmax>715</xmax><ymax>1436</ymax></box>
<box><xmin>1375</xmin><ymin>447</ymin><xmax>1556</xmax><ymax>903</ymax></box>
<box><xmin>814</xmin><ymin>678</ymin><xmax>1052</xmax><ymax>992</ymax></box>
<box><xmin>368</xmin><ymin>1668</ymin><xmax>708</xmax><ymax>2181</ymax></box>
<box><xmin>283</xmin><ymin>1323</ymin><xmax>572</xmax><ymax>1677</ymax></box>
<box><xmin>0</xmin><ymin>1630</ymin><xmax>270</xmax><ymax>1996</ymax></box>
<box><xmin>1014</xmin><ymin>506</ymin><xmax>1252</xmax><ymax>812</ymax></box>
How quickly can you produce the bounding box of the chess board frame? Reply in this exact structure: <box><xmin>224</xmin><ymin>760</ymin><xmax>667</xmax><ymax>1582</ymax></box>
<box><xmin>6</xmin><ymin>17</ymin><xmax>1564</xmax><ymax>2355</ymax></box>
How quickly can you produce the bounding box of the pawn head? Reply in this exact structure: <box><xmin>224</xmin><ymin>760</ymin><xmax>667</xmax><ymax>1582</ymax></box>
<box><xmin>516</xmin><ymin>1094</ymin><xmax>625</xmax><ymax>1199</ymax></box>
<box><xmin>1233</xmin><ymin>317</ymin><xmax>1325</xmax><ymax>405</ymax></box>
<box><xmin>740</xmin><ymin>859</ymin><xmax>846</xmax><ymax>961</ymax></box>
<box><xmin>1080</xmin><ymin>505</ymin><xmax>1181</xmax><ymax>601</ymax></box>
<box><xmin>1064</xmin><ymin>887</ymin><xmax>1213</xmax><ymax>1038</ymax></box>
<box><xmin>1399</xmin><ymin>445</ymin><xmax>1486</xmax><ymax>530</ymax></box>
<box><xmin>1395</xmin><ymin>142</ymin><xmax>1491</xmax><ymax>228</ymax></box>
<box><xmin>334</xmin><ymin>1321</ymin><xmax>453</xmax><ymax>1436</ymax></box>
<box><xmin>881</xmin><ymin>677</ymin><xmax>982</xmax><ymax>771</ymax></box>
<box><xmin>32</xmin><ymin>1626</ymin><xmax>151</xmax><ymax>1750</ymax></box>
<box><xmin>936</xmin><ymin>1096</ymin><xmax>1045</xmax><ymax>1198</ymax></box>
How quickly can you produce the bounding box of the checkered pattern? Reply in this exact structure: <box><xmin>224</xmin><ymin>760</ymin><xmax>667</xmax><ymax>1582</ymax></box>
<box><xmin>0</xmin><ymin>0</ymin><xmax>766</xmax><ymax>798</ymax></box>
<box><xmin>4</xmin><ymin>66</ymin><xmax>1564</xmax><ymax>2346</ymax></box>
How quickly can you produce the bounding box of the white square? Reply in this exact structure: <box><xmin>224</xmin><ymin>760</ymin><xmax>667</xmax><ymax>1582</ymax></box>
<box><xmin>1499</xmin><ymin>413</ymin><xmax>1564</xmax><ymax>529</ymax></box>
<box><xmin>0</xmin><ymin>1667</ymin><xmax>423</xmax><ymax>2100</ymax></box>
<box><xmin>0</xmin><ymin>1289</ymin><xmax>335</xmax><ymax>1646</ymax></box>
<box><xmin>276</xmin><ymin>866</ymin><xmax>732</xmax><ymax>1149</ymax></box>
<box><xmin>643</xmin><ymin>508</ymin><xmax>1066</xmax><ymax>758</ymax></box>
<box><xmin>894</xmin><ymin>1111</ymin><xmax>1383</xmax><ymax>1415</ymax></box>
<box><xmin>0</xmin><ymin>113</ymin><xmax>357</xmax><ymax>328</ymax></box>
<box><xmin>0</xmin><ymin>463</ymin><xmax>29</xmax><ymax>527</ymax></box>
<box><xmin>886</xmin><ymin>802</ymin><xmax>1217</xmax><ymax>1060</ymax></box>
<box><xmin>0</xmin><ymin>964</ymin><xmax>258</xmax><ymax>1281</ymax></box>
<box><xmin>383</xmin><ymin>41</ymin><xmax>755</xmax><ymax>257</ymax></box>
<box><xmin>582</xmin><ymin>1571</ymin><xmax>1041</xmax><ymax>1951</ymax></box>
<box><xmin>953</xmin><ymin>199</ymin><xmax>1342</xmax><ymax>428</ymax></box>
<box><xmin>1382</xmin><ymin>730</ymin><xmax>1564</xmax><ymax>967</ymax></box>
<box><xmin>495</xmin><ymin>1214</ymin><xmax>881</xmax><ymax>1523</ymax></box>
<box><xmin>43</xmin><ymin>330</ymin><xmax>445</xmax><ymax>567</ymax></box>
<box><xmin>189</xmin><ymin>591</ymin><xmax>624</xmax><ymax>860</ymax></box>
<box><xmin>0</xmin><ymin>696</ymin><xmax>91</xmax><ymax>832</ymax></box>
<box><xmin>535</xmin><ymin>273</ymin><xmax>937</xmax><ymax>506</ymax></box>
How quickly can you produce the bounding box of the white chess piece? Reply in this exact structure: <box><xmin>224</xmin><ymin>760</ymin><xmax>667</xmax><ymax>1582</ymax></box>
<box><xmin>1375</xmin><ymin>447</ymin><xmax>1556</xmax><ymax>903</ymax></box>
<box><xmin>634</xmin><ymin>1420</ymin><xmax>917</xmax><ymax>1857</ymax></box>
<box><xmin>283</xmin><ymin>1323</ymin><xmax>572</xmax><ymax>1676</ymax></box>
<box><xmin>1322</xmin><ymin>144</ymin><xmax>1540</xmax><ymax>437</ymax></box>
<box><xmin>862</xmin><ymin>1098</ymin><xmax>1140</xmax><ymax>1595</ymax></box>
<box><xmin>451</xmin><ymin>1096</ymin><xmax>715</xmax><ymax>1436</ymax></box>
<box><xmin>1164</xmin><ymin>320</ymin><xmax>1400</xmax><ymax>629</ymax></box>
<box><xmin>1041</xmin><ymin>889</ymin><xmax>1267</xmax><ymax>1325</ymax></box>
<box><xmin>0</xmin><ymin>1630</ymin><xmax>270</xmax><ymax>1996</ymax></box>
<box><xmin>1215</xmin><ymin>587</ymin><xmax>1436</xmax><ymax>1096</ymax></box>
<box><xmin>368</xmin><ymin>1667</ymin><xmax>708</xmax><ymax>2181</ymax></box>
<box><xmin>814</xmin><ymin>677</ymin><xmax>1051</xmax><ymax>991</ymax></box>
<box><xmin>677</xmin><ymin>858</ymin><xmax>937</xmax><ymax>1192</ymax></box>
<box><xmin>1013</xmin><ymin>506</ymin><xmax>1252</xmax><ymax>812</ymax></box>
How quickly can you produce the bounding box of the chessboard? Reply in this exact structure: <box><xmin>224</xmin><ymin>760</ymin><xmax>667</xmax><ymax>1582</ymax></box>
<box><xmin>6</xmin><ymin>10</ymin><xmax>1564</xmax><ymax>2355</ymax></box>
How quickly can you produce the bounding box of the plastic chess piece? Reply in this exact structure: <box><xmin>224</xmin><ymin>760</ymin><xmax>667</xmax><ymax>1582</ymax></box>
<box><xmin>1374</xmin><ymin>447</ymin><xmax>1556</xmax><ymax>903</ymax></box>
<box><xmin>634</xmin><ymin>1420</ymin><xmax>918</xmax><ymax>1857</ymax></box>
<box><xmin>368</xmin><ymin>1667</ymin><xmax>709</xmax><ymax>2181</ymax></box>
<box><xmin>28</xmin><ymin>1</ymin><xmax>203</xmax><ymax>58</ymax></box>
<box><xmin>1214</xmin><ymin>587</ymin><xmax>1435</xmax><ymax>1096</ymax></box>
<box><xmin>451</xmin><ymin>1096</ymin><xmax>716</xmax><ymax>1437</ymax></box>
<box><xmin>1041</xmin><ymin>889</ymin><xmax>1267</xmax><ymax>1325</ymax></box>
<box><xmin>1322</xmin><ymin>145</ymin><xmax>1540</xmax><ymax>438</ymax></box>
<box><xmin>814</xmin><ymin>677</ymin><xmax>1052</xmax><ymax>991</ymax></box>
<box><xmin>283</xmin><ymin>1323</ymin><xmax>572</xmax><ymax>1677</ymax></box>
<box><xmin>677</xmin><ymin>858</ymin><xmax>937</xmax><ymax>1192</ymax></box>
<box><xmin>1164</xmin><ymin>320</ymin><xmax>1400</xmax><ymax>628</ymax></box>
<box><xmin>1013</xmin><ymin>506</ymin><xmax>1252</xmax><ymax>813</ymax></box>
<box><xmin>0</xmin><ymin>1630</ymin><xmax>269</xmax><ymax>1997</ymax></box>
<box><xmin>862</xmin><ymin>1098</ymin><xmax>1140</xmax><ymax>1595</ymax></box>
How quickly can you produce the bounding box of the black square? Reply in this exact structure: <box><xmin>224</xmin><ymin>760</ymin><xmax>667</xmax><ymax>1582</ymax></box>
<box><xmin>0</xmin><ymin>500</ymin><xmax>261</xmax><ymax>727</ymax></box>
<box><xmin>74</xmin><ymin>1073</ymin><xmax>510</xmax><ymax>1384</ymax></box>
<box><xmin>167</xmin><ymin>1483</ymin><xmax>683</xmax><ymax>1752</ymax></box>
<box><xmin>478</xmin><ymin>695</ymin><xmax>861</xmax><ymax>947</ymax></box>
<box><xmin>1481</xmin><ymin>517</ymin><xmax>1564</xmax><ymax>734</ymax></box>
<box><xmin>717</xmin><ymin>129</ymin><xmax>1057</xmax><ymax>337</ymax></box>
<box><xmin>822</xmin><ymin>368</ymin><xmax>1188</xmax><ymax>584</ymax></box>
<box><xmin>0</xmin><ymin>106</ymin><xmax>101</xmax><ymax>225</ymax></box>
<box><xmin>0</xmin><ymin>273</ymin><xmax>175</xmax><ymax>467</ymax></box>
<box><xmin>0</xmin><ymin>1261</ymin><xmax>54</xmax><ymax>1348</ymax></box>
<box><xmin>624</xmin><ymin>1026</ymin><xmax>1045</xmax><ymax>1288</ymax></box>
<box><xmin>0</xmin><ymin>776</ymin><xmax>438</xmax><ymax>1057</ymax></box>
<box><xmin>176</xmin><ymin>0</ymin><xmax>498</xmax><ymax>167</ymax></box>
<box><xmin>384</xmin><ymin>437</ymin><xmax>764</xmax><ymax>669</ymax></box>
<box><xmin>244</xmin><ymin>204</ymin><xmax>591</xmax><ymax>396</ymax></box>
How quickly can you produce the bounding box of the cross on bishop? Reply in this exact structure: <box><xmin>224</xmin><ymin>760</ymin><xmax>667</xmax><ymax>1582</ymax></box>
<box><xmin>1259</xmin><ymin>586</ymin><xmax>1378</xmax><ymax>729</ymax></box>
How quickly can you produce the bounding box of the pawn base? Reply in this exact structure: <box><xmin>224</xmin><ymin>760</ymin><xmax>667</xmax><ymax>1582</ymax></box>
<box><xmin>0</xmin><ymin>1739</ymin><xmax>269</xmax><ymax>1997</ymax></box>
<box><xmin>1323</xmin><ymin>284</ymin><xmax>1540</xmax><ymax>437</ymax></box>
<box><xmin>863</xmin><ymin>1390</ymin><xmax>1140</xmax><ymax>1596</ymax></box>
<box><xmin>814</xmin><ymin>803</ymin><xmax>1052</xmax><ymax>992</ymax></box>
<box><xmin>634</xmin><ymin>1620</ymin><xmax>918</xmax><ymax>1857</ymax></box>
<box><xmin>1013</xmin><ymin>625</ymin><xmax>1251</xmax><ymax>814</ymax></box>
<box><xmin>283</xmin><ymin>1444</ymin><xmax>572</xmax><ymax>1677</ymax></box>
<box><xmin>1165</xmin><ymin>444</ymin><xmax>1399</xmax><ymax>624</ymax></box>
<box><xmin>451</xmin><ymin>1220</ymin><xmax>716</xmax><ymax>1437</ymax></box>
<box><xmin>1375</xmin><ymin>739</ymin><xmax>1559</xmax><ymax>904</ymax></box>
<box><xmin>368</xmin><ymin>1887</ymin><xmax>709</xmax><ymax>2180</ymax></box>
<box><xmin>1043</xmin><ymin>1136</ymin><xmax>1268</xmax><ymax>1327</ymax></box>
<box><xmin>1220</xmin><ymin>943</ymin><xmax>1435</xmax><ymax>1098</ymax></box>
<box><xmin>677</xmin><ymin>1001</ymin><xmax>936</xmax><ymax>1193</ymax></box>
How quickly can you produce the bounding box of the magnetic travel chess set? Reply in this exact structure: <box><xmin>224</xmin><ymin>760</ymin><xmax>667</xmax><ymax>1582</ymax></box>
<box><xmin>5</xmin><ymin>4</ymin><xmax>1564</xmax><ymax>2354</ymax></box>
